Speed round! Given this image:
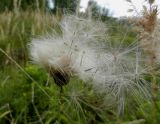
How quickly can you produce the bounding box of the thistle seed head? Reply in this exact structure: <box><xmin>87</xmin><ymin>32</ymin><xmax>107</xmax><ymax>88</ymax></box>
<box><xmin>29</xmin><ymin>15</ymin><xmax>151</xmax><ymax>114</ymax></box>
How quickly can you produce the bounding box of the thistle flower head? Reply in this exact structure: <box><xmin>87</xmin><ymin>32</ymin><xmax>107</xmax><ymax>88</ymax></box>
<box><xmin>29</xmin><ymin>15</ymin><xmax>151</xmax><ymax>114</ymax></box>
<box><xmin>30</xmin><ymin>38</ymin><xmax>70</xmax><ymax>69</ymax></box>
<box><xmin>29</xmin><ymin>15</ymin><xmax>107</xmax><ymax>87</ymax></box>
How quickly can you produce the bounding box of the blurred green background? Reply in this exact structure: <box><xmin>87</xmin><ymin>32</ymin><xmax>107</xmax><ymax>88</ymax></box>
<box><xmin>0</xmin><ymin>0</ymin><xmax>159</xmax><ymax>124</ymax></box>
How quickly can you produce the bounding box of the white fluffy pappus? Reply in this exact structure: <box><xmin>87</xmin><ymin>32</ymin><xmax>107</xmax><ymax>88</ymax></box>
<box><xmin>29</xmin><ymin>15</ymin><xmax>151</xmax><ymax>114</ymax></box>
<box><xmin>29</xmin><ymin>15</ymin><xmax>106</xmax><ymax>81</ymax></box>
<box><xmin>91</xmin><ymin>44</ymin><xmax>151</xmax><ymax>114</ymax></box>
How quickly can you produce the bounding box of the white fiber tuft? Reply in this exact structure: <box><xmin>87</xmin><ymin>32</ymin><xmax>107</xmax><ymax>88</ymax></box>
<box><xmin>29</xmin><ymin>15</ymin><xmax>151</xmax><ymax>115</ymax></box>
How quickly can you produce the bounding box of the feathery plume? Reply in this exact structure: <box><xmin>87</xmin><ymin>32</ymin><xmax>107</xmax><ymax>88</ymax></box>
<box><xmin>29</xmin><ymin>15</ymin><xmax>107</xmax><ymax>88</ymax></box>
<box><xmin>29</xmin><ymin>15</ymin><xmax>151</xmax><ymax>114</ymax></box>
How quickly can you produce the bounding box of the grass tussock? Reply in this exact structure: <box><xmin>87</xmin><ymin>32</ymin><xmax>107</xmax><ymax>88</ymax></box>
<box><xmin>0</xmin><ymin>11</ymin><xmax>59</xmax><ymax>65</ymax></box>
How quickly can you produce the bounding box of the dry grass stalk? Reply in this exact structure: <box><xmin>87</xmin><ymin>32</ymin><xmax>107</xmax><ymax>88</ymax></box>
<box><xmin>129</xmin><ymin>0</ymin><xmax>159</xmax><ymax>123</ymax></box>
<box><xmin>129</xmin><ymin>0</ymin><xmax>158</xmax><ymax>91</ymax></box>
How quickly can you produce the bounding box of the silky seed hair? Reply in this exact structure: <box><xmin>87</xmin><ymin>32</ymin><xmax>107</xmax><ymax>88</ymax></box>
<box><xmin>29</xmin><ymin>15</ymin><xmax>151</xmax><ymax>114</ymax></box>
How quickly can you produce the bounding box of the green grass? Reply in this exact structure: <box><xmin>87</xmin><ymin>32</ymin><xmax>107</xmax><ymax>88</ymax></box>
<box><xmin>0</xmin><ymin>64</ymin><xmax>117</xmax><ymax>123</ymax></box>
<box><xmin>0</xmin><ymin>11</ymin><xmax>60</xmax><ymax>65</ymax></box>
